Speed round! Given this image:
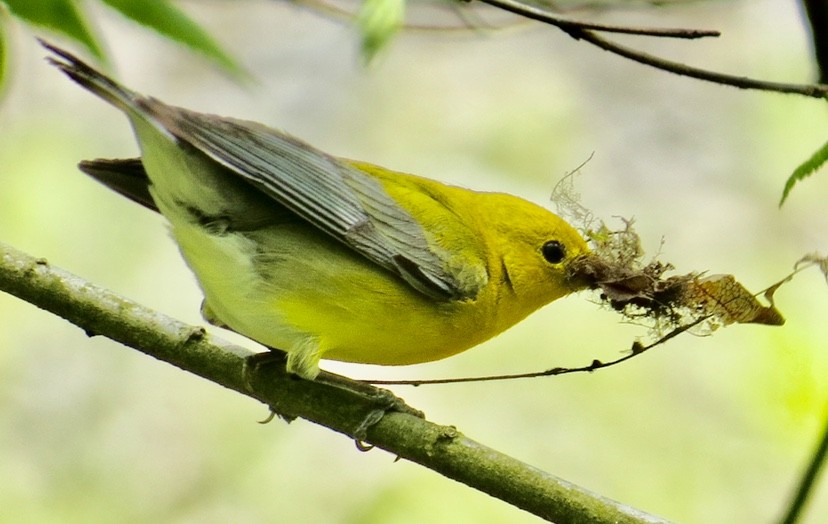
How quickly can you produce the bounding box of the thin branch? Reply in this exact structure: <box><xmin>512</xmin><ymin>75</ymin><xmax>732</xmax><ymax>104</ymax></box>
<box><xmin>0</xmin><ymin>241</ymin><xmax>668</xmax><ymax>524</ymax></box>
<box><xmin>778</xmin><ymin>403</ymin><xmax>828</xmax><ymax>524</ymax></box>
<box><xmin>477</xmin><ymin>0</ymin><xmax>719</xmax><ymax>39</ymax></box>
<box><xmin>802</xmin><ymin>0</ymin><xmax>828</xmax><ymax>83</ymax></box>
<box><xmin>363</xmin><ymin>316</ymin><xmax>706</xmax><ymax>386</ymax></box>
<box><xmin>574</xmin><ymin>29</ymin><xmax>828</xmax><ymax>98</ymax></box>
<box><xmin>475</xmin><ymin>0</ymin><xmax>828</xmax><ymax>98</ymax></box>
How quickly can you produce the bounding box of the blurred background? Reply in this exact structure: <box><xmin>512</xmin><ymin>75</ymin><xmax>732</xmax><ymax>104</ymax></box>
<box><xmin>1</xmin><ymin>0</ymin><xmax>827</xmax><ymax>522</ymax></box>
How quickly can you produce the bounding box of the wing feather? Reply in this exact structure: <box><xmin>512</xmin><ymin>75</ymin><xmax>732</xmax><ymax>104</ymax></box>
<box><xmin>141</xmin><ymin>102</ymin><xmax>478</xmax><ymax>300</ymax></box>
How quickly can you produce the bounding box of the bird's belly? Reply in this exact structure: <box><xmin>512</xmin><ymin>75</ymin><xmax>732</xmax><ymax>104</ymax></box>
<box><xmin>169</xmin><ymin>220</ymin><xmax>492</xmax><ymax>367</ymax></box>
<box><xmin>168</xmin><ymin>221</ymin><xmax>293</xmax><ymax>344</ymax></box>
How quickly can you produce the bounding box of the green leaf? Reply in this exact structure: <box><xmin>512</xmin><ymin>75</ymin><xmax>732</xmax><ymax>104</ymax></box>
<box><xmin>3</xmin><ymin>0</ymin><xmax>103</xmax><ymax>58</ymax></box>
<box><xmin>357</xmin><ymin>0</ymin><xmax>405</xmax><ymax>63</ymax></box>
<box><xmin>100</xmin><ymin>0</ymin><xmax>245</xmax><ymax>77</ymax></box>
<box><xmin>780</xmin><ymin>138</ymin><xmax>828</xmax><ymax>206</ymax></box>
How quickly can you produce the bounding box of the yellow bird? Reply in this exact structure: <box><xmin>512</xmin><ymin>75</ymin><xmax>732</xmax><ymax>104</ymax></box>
<box><xmin>44</xmin><ymin>41</ymin><xmax>589</xmax><ymax>380</ymax></box>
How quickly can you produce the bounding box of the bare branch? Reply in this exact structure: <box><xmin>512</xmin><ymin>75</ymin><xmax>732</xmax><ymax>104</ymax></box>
<box><xmin>802</xmin><ymin>0</ymin><xmax>828</xmax><ymax>83</ymax></box>
<box><xmin>478</xmin><ymin>0</ymin><xmax>719</xmax><ymax>39</ymax></box>
<box><xmin>475</xmin><ymin>0</ymin><xmax>828</xmax><ymax>98</ymax></box>
<box><xmin>574</xmin><ymin>29</ymin><xmax>828</xmax><ymax>98</ymax></box>
<box><xmin>778</xmin><ymin>403</ymin><xmax>828</xmax><ymax>524</ymax></box>
<box><xmin>363</xmin><ymin>316</ymin><xmax>706</xmax><ymax>386</ymax></box>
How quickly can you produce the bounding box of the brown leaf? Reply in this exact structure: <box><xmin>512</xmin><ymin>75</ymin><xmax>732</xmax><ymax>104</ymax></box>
<box><xmin>685</xmin><ymin>274</ymin><xmax>785</xmax><ymax>326</ymax></box>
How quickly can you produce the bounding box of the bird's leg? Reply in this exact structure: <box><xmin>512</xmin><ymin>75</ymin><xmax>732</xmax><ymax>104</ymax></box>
<box><xmin>314</xmin><ymin>368</ymin><xmax>425</xmax><ymax>443</ymax></box>
<box><xmin>243</xmin><ymin>348</ymin><xmax>424</xmax><ymax>440</ymax></box>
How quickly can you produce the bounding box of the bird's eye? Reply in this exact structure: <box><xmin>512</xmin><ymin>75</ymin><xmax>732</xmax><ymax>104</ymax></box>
<box><xmin>541</xmin><ymin>240</ymin><xmax>566</xmax><ymax>264</ymax></box>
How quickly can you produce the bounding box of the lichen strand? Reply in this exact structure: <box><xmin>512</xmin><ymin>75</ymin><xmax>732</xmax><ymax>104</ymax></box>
<box><xmin>550</xmin><ymin>171</ymin><xmax>796</xmax><ymax>342</ymax></box>
<box><xmin>563</xmin><ymin>219</ymin><xmax>784</xmax><ymax>339</ymax></box>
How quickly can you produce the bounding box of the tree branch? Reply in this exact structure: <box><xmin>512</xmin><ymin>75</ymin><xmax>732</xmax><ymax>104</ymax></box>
<box><xmin>0</xmin><ymin>240</ymin><xmax>669</xmax><ymax>524</ymax></box>
<box><xmin>778</xmin><ymin>403</ymin><xmax>828</xmax><ymax>524</ymax></box>
<box><xmin>477</xmin><ymin>0</ymin><xmax>719</xmax><ymax>39</ymax></box>
<box><xmin>802</xmin><ymin>0</ymin><xmax>828</xmax><ymax>83</ymax></box>
<box><xmin>475</xmin><ymin>0</ymin><xmax>828</xmax><ymax>98</ymax></box>
<box><xmin>574</xmin><ymin>29</ymin><xmax>828</xmax><ymax>98</ymax></box>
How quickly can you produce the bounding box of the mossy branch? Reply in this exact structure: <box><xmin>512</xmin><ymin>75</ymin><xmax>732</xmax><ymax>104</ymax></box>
<box><xmin>0</xmin><ymin>240</ymin><xmax>668</xmax><ymax>524</ymax></box>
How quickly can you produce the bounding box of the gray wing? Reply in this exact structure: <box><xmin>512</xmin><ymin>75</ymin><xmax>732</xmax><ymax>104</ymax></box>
<box><xmin>139</xmin><ymin>101</ymin><xmax>477</xmax><ymax>301</ymax></box>
<box><xmin>43</xmin><ymin>39</ymin><xmax>479</xmax><ymax>301</ymax></box>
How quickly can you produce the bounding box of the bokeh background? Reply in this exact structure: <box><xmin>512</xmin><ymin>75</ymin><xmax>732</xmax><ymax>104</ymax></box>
<box><xmin>1</xmin><ymin>0</ymin><xmax>827</xmax><ymax>522</ymax></box>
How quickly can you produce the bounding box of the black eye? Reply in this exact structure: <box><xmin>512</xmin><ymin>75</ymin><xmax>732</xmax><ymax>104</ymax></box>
<box><xmin>542</xmin><ymin>240</ymin><xmax>566</xmax><ymax>264</ymax></box>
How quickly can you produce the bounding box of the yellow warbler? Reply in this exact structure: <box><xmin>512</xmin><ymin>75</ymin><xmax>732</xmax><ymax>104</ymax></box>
<box><xmin>44</xmin><ymin>42</ymin><xmax>589</xmax><ymax>380</ymax></box>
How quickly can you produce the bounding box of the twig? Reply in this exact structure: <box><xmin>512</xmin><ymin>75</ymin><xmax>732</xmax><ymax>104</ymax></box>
<box><xmin>575</xmin><ymin>29</ymin><xmax>828</xmax><ymax>98</ymax></box>
<box><xmin>802</xmin><ymin>0</ymin><xmax>828</xmax><ymax>83</ymax></box>
<box><xmin>476</xmin><ymin>0</ymin><xmax>828</xmax><ymax>98</ymax></box>
<box><xmin>478</xmin><ymin>0</ymin><xmax>719</xmax><ymax>39</ymax></box>
<box><xmin>0</xmin><ymin>240</ymin><xmax>668</xmax><ymax>524</ymax></box>
<box><xmin>778</xmin><ymin>404</ymin><xmax>828</xmax><ymax>524</ymax></box>
<box><xmin>363</xmin><ymin>316</ymin><xmax>707</xmax><ymax>386</ymax></box>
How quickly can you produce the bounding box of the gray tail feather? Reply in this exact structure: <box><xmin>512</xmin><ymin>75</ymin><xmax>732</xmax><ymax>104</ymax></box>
<box><xmin>42</xmin><ymin>40</ymin><xmax>158</xmax><ymax>212</ymax></box>
<box><xmin>78</xmin><ymin>158</ymin><xmax>159</xmax><ymax>212</ymax></box>
<box><xmin>40</xmin><ymin>38</ymin><xmax>137</xmax><ymax>112</ymax></box>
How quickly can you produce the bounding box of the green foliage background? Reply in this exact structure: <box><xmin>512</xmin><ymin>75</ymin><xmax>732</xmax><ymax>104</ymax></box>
<box><xmin>0</xmin><ymin>1</ymin><xmax>827</xmax><ymax>523</ymax></box>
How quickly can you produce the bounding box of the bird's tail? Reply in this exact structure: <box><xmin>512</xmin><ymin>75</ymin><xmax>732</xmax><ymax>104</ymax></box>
<box><xmin>40</xmin><ymin>39</ymin><xmax>138</xmax><ymax>114</ymax></box>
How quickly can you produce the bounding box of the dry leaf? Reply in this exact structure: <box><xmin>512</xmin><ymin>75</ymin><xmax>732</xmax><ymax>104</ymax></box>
<box><xmin>565</xmin><ymin>220</ymin><xmax>789</xmax><ymax>337</ymax></box>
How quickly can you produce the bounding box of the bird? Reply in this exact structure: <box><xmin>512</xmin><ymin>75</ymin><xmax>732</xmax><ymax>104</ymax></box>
<box><xmin>43</xmin><ymin>40</ymin><xmax>590</xmax><ymax>380</ymax></box>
